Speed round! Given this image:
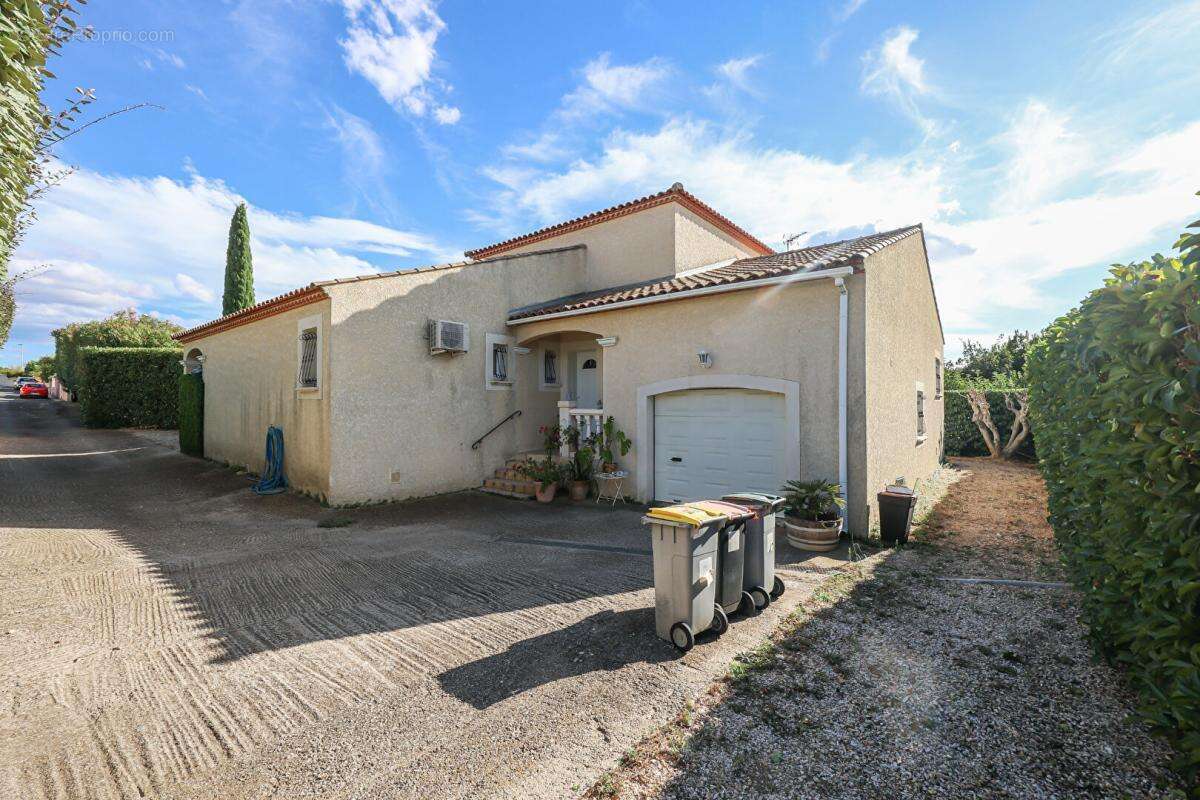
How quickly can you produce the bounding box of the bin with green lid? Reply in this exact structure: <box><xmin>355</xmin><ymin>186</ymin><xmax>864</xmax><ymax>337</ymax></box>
<box><xmin>686</xmin><ymin>500</ymin><xmax>758</xmax><ymax>619</ymax></box>
<box><xmin>722</xmin><ymin>492</ymin><xmax>787</xmax><ymax>609</ymax></box>
<box><xmin>642</xmin><ymin>504</ymin><xmax>729</xmax><ymax>652</ymax></box>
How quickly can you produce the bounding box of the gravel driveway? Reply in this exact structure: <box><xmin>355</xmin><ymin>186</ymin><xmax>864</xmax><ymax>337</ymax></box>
<box><xmin>0</xmin><ymin>387</ymin><xmax>838</xmax><ymax>800</ymax></box>
<box><xmin>587</xmin><ymin>459</ymin><xmax>1188</xmax><ymax>799</ymax></box>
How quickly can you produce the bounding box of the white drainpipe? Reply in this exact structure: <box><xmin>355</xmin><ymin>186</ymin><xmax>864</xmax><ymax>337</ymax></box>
<box><xmin>834</xmin><ymin>277</ymin><xmax>849</xmax><ymax>530</ymax></box>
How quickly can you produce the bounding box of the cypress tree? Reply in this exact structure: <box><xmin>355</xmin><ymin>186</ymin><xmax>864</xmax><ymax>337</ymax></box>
<box><xmin>222</xmin><ymin>203</ymin><xmax>255</xmax><ymax>315</ymax></box>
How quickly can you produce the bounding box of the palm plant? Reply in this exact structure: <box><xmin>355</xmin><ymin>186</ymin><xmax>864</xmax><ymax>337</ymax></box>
<box><xmin>781</xmin><ymin>479</ymin><xmax>845</xmax><ymax>521</ymax></box>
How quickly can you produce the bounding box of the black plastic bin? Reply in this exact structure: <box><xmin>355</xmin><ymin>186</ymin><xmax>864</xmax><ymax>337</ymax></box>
<box><xmin>688</xmin><ymin>501</ymin><xmax>757</xmax><ymax>616</ymax></box>
<box><xmin>878</xmin><ymin>486</ymin><xmax>917</xmax><ymax>544</ymax></box>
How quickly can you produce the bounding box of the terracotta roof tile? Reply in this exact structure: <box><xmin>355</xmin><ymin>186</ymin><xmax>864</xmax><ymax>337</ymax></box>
<box><xmin>464</xmin><ymin>183</ymin><xmax>774</xmax><ymax>260</ymax></box>
<box><xmin>507</xmin><ymin>225</ymin><xmax>922</xmax><ymax>322</ymax></box>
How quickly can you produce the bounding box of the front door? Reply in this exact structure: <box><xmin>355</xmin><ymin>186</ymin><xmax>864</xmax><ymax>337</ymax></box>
<box><xmin>575</xmin><ymin>351</ymin><xmax>600</xmax><ymax>408</ymax></box>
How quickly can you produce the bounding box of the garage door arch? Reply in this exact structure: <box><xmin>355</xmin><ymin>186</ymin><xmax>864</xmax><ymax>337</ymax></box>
<box><xmin>636</xmin><ymin>374</ymin><xmax>800</xmax><ymax>502</ymax></box>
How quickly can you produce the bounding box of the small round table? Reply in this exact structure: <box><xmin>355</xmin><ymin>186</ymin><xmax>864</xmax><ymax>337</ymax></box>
<box><xmin>594</xmin><ymin>470</ymin><xmax>629</xmax><ymax>506</ymax></box>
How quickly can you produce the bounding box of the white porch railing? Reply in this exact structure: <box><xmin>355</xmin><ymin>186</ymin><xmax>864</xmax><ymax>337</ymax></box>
<box><xmin>557</xmin><ymin>401</ymin><xmax>605</xmax><ymax>457</ymax></box>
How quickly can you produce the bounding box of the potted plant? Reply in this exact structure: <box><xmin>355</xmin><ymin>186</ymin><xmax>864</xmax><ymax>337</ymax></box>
<box><xmin>598</xmin><ymin>416</ymin><xmax>631</xmax><ymax>471</ymax></box>
<box><xmin>780</xmin><ymin>479</ymin><xmax>845</xmax><ymax>551</ymax></box>
<box><xmin>518</xmin><ymin>457</ymin><xmax>564</xmax><ymax>503</ymax></box>
<box><xmin>538</xmin><ymin>424</ymin><xmax>564</xmax><ymax>457</ymax></box>
<box><xmin>566</xmin><ymin>444</ymin><xmax>596</xmax><ymax>500</ymax></box>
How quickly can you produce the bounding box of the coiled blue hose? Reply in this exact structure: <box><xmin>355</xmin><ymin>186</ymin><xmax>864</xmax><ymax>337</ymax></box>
<box><xmin>252</xmin><ymin>425</ymin><xmax>288</xmax><ymax>495</ymax></box>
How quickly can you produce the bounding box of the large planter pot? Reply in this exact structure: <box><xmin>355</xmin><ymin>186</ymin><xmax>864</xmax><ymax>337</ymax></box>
<box><xmin>783</xmin><ymin>516</ymin><xmax>843</xmax><ymax>552</ymax></box>
<box><xmin>569</xmin><ymin>480</ymin><xmax>589</xmax><ymax>501</ymax></box>
<box><xmin>535</xmin><ymin>483</ymin><xmax>557</xmax><ymax>504</ymax></box>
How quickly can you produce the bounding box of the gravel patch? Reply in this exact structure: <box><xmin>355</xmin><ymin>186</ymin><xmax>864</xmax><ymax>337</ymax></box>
<box><xmin>587</xmin><ymin>458</ymin><xmax>1187</xmax><ymax>800</ymax></box>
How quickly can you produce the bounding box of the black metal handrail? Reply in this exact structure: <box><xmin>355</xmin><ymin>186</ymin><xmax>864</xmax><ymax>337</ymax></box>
<box><xmin>471</xmin><ymin>409</ymin><xmax>522</xmax><ymax>450</ymax></box>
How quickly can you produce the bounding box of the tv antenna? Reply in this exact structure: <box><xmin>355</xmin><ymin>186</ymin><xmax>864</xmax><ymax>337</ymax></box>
<box><xmin>783</xmin><ymin>231</ymin><xmax>808</xmax><ymax>251</ymax></box>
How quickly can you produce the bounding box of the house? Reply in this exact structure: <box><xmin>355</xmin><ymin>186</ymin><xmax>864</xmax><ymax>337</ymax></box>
<box><xmin>175</xmin><ymin>183</ymin><xmax>944</xmax><ymax>536</ymax></box>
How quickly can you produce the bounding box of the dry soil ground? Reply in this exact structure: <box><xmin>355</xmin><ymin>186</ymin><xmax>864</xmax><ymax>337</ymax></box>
<box><xmin>1</xmin><ymin>387</ymin><xmax>844</xmax><ymax>800</ymax></box>
<box><xmin>585</xmin><ymin>458</ymin><xmax>1187</xmax><ymax>799</ymax></box>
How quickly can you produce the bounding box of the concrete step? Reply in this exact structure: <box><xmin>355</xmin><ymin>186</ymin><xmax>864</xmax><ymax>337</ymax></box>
<box><xmin>505</xmin><ymin>452</ymin><xmax>551</xmax><ymax>469</ymax></box>
<box><xmin>482</xmin><ymin>477</ymin><xmax>539</xmax><ymax>498</ymax></box>
<box><xmin>494</xmin><ymin>467</ymin><xmax>526</xmax><ymax>480</ymax></box>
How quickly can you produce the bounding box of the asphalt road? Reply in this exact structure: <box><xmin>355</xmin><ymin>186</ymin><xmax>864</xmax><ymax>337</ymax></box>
<box><xmin>0</xmin><ymin>387</ymin><xmax>829</xmax><ymax>800</ymax></box>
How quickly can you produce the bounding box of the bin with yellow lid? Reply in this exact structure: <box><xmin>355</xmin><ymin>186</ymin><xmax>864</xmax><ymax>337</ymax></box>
<box><xmin>642</xmin><ymin>504</ymin><xmax>730</xmax><ymax>651</ymax></box>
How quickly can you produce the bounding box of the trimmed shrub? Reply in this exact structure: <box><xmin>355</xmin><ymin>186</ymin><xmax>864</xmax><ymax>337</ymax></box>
<box><xmin>178</xmin><ymin>373</ymin><xmax>204</xmax><ymax>456</ymax></box>
<box><xmin>53</xmin><ymin>309</ymin><xmax>182</xmax><ymax>396</ymax></box>
<box><xmin>944</xmin><ymin>390</ymin><xmax>1036</xmax><ymax>459</ymax></box>
<box><xmin>77</xmin><ymin>347</ymin><xmax>182</xmax><ymax>428</ymax></box>
<box><xmin>1027</xmin><ymin>251</ymin><xmax>1200</xmax><ymax>781</ymax></box>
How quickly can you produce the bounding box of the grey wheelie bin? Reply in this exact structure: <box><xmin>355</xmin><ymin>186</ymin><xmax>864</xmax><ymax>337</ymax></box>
<box><xmin>723</xmin><ymin>492</ymin><xmax>787</xmax><ymax>610</ymax></box>
<box><xmin>643</xmin><ymin>504</ymin><xmax>729</xmax><ymax>652</ymax></box>
<box><xmin>687</xmin><ymin>500</ymin><xmax>758</xmax><ymax>618</ymax></box>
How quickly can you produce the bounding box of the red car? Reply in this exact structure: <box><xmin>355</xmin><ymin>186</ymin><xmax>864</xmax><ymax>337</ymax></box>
<box><xmin>19</xmin><ymin>381</ymin><xmax>49</xmax><ymax>398</ymax></box>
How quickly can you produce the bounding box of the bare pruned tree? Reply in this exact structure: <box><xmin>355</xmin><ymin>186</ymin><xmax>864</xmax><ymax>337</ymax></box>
<box><xmin>964</xmin><ymin>386</ymin><xmax>1031</xmax><ymax>459</ymax></box>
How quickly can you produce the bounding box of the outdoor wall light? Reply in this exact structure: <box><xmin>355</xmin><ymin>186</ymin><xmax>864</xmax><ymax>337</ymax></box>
<box><xmin>697</xmin><ymin>350</ymin><xmax>713</xmax><ymax>369</ymax></box>
<box><xmin>512</xmin><ymin>346</ymin><xmax>532</xmax><ymax>356</ymax></box>
<box><xmin>596</xmin><ymin>336</ymin><xmax>618</xmax><ymax>348</ymax></box>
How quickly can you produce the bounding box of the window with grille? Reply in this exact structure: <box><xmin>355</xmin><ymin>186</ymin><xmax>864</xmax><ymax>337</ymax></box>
<box><xmin>543</xmin><ymin>350</ymin><xmax>558</xmax><ymax>385</ymax></box>
<box><xmin>934</xmin><ymin>357</ymin><xmax>943</xmax><ymax>398</ymax></box>
<box><xmin>492</xmin><ymin>343</ymin><xmax>509</xmax><ymax>382</ymax></box>
<box><xmin>298</xmin><ymin>329</ymin><xmax>318</xmax><ymax>388</ymax></box>
<box><xmin>916</xmin><ymin>389</ymin><xmax>926</xmax><ymax>438</ymax></box>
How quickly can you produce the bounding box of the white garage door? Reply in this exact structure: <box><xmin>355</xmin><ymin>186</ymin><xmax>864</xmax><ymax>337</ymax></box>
<box><xmin>653</xmin><ymin>388</ymin><xmax>788</xmax><ymax>502</ymax></box>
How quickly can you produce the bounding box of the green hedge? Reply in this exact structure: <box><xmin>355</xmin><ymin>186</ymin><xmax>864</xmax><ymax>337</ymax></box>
<box><xmin>944</xmin><ymin>390</ymin><xmax>1036</xmax><ymax>459</ymax></box>
<box><xmin>178</xmin><ymin>373</ymin><xmax>204</xmax><ymax>456</ymax></box>
<box><xmin>78</xmin><ymin>347</ymin><xmax>181</xmax><ymax>428</ymax></box>
<box><xmin>1028</xmin><ymin>253</ymin><xmax>1200</xmax><ymax>781</ymax></box>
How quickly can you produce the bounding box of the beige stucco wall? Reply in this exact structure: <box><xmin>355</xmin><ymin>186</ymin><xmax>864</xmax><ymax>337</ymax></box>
<box><xmin>673</xmin><ymin>205</ymin><xmax>758</xmax><ymax>273</ymax></box>
<box><xmin>512</xmin><ymin>276</ymin><xmax>863</xmax><ymax>525</ymax></box>
<box><xmin>504</xmin><ymin>200</ymin><xmax>759</xmax><ymax>291</ymax></box>
<box><xmin>860</xmin><ymin>231</ymin><xmax>945</xmax><ymax>535</ymax></box>
<box><xmin>323</xmin><ymin>246</ymin><xmax>587</xmax><ymax>505</ymax></box>
<box><xmin>186</xmin><ymin>299</ymin><xmax>333</xmax><ymax>499</ymax></box>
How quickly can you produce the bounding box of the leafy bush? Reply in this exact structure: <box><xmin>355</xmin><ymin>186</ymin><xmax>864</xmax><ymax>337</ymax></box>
<box><xmin>178</xmin><ymin>373</ymin><xmax>204</xmax><ymax>456</ymax></box>
<box><xmin>944</xmin><ymin>390</ymin><xmax>1036</xmax><ymax>459</ymax></box>
<box><xmin>1027</xmin><ymin>220</ymin><xmax>1200</xmax><ymax>781</ymax></box>
<box><xmin>77</xmin><ymin>347</ymin><xmax>181</xmax><ymax>428</ymax></box>
<box><xmin>53</xmin><ymin>309</ymin><xmax>182</xmax><ymax>395</ymax></box>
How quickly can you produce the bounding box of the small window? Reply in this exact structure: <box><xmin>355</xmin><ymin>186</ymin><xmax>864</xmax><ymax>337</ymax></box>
<box><xmin>492</xmin><ymin>343</ymin><xmax>509</xmax><ymax>382</ymax></box>
<box><xmin>298</xmin><ymin>329</ymin><xmax>318</xmax><ymax>388</ymax></box>
<box><xmin>934</xmin><ymin>357</ymin><xmax>943</xmax><ymax>398</ymax></box>
<box><xmin>581</xmin><ymin>358</ymin><xmax>597</xmax><ymax>370</ymax></box>
<box><xmin>543</xmin><ymin>350</ymin><xmax>558</xmax><ymax>385</ymax></box>
<box><xmin>916</xmin><ymin>388</ymin><xmax>926</xmax><ymax>439</ymax></box>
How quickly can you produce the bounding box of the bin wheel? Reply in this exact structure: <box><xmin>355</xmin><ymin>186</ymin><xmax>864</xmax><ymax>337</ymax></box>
<box><xmin>711</xmin><ymin>605</ymin><xmax>729</xmax><ymax>636</ymax></box>
<box><xmin>739</xmin><ymin>591</ymin><xmax>758</xmax><ymax>616</ymax></box>
<box><xmin>750</xmin><ymin>585</ymin><xmax>771</xmax><ymax>610</ymax></box>
<box><xmin>770</xmin><ymin>576</ymin><xmax>785</xmax><ymax>600</ymax></box>
<box><xmin>669</xmin><ymin>622</ymin><xmax>695</xmax><ymax>652</ymax></box>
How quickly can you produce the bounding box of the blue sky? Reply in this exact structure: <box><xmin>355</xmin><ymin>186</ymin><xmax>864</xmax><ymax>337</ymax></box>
<box><xmin>5</xmin><ymin>0</ymin><xmax>1199</xmax><ymax>365</ymax></box>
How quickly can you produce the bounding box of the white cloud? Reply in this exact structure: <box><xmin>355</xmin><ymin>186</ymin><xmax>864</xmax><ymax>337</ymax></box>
<box><xmin>155</xmin><ymin>48</ymin><xmax>186</xmax><ymax>69</ymax></box>
<box><xmin>713</xmin><ymin>55</ymin><xmax>763</xmax><ymax>95</ymax></box>
<box><xmin>174</xmin><ymin>273</ymin><xmax>214</xmax><ymax>303</ymax></box>
<box><xmin>476</xmin><ymin>114</ymin><xmax>1200</xmax><ymax>340</ymax></box>
<box><xmin>994</xmin><ymin>100</ymin><xmax>1091</xmax><ymax>212</ymax></box>
<box><xmin>9</xmin><ymin>163</ymin><xmax>450</xmax><ymax>336</ymax></box>
<box><xmin>834</xmin><ymin>0</ymin><xmax>868</xmax><ymax>22</ymax></box>
<box><xmin>184</xmin><ymin>84</ymin><xmax>209</xmax><ymax>101</ymax></box>
<box><xmin>861</xmin><ymin>26</ymin><xmax>934</xmax><ymax>134</ymax></box>
<box><xmin>562</xmin><ymin>53</ymin><xmax>672</xmax><ymax>118</ymax></box>
<box><xmin>480</xmin><ymin>117</ymin><xmax>956</xmax><ymax>236</ymax></box>
<box><xmin>338</xmin><ymin>0</ymin><xmax>459</xmax><ymax>124</ymax></box>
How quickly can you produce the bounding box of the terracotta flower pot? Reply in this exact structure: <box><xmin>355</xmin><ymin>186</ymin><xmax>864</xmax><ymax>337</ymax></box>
<box><xmin>782</xmin><ymin>516</ymin><xmax>843</xmax><ymax>552</ymax></box>
<box><xmin>535</xmin><ymin>483</ymin><xmax>556</xmax><ymax>504</ymax></box>
<box><xmin>569</xmin><ymin>480</ymin><xmax>589</xmax><ymax>501</ymax></box>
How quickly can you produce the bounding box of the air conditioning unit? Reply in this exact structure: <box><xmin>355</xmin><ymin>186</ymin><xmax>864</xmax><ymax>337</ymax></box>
<box><xmin>428</xmin><ymin>319</ymin><xmax>469</xmax><ymax>355</ymax></box>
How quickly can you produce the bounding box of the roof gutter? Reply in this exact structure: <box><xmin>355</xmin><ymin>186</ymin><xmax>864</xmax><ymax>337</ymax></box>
<box><xmin>506</xmin><ymin>266</ymin><xmax>856</xmax><ymax>326</ymax></box>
